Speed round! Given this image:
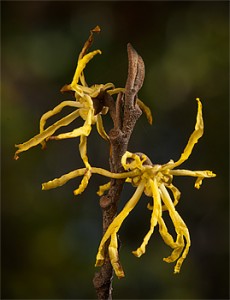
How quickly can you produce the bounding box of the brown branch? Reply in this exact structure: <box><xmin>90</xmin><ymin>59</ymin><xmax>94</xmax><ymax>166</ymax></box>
<box><xmin>93</xmin><ymin>44</ymin><xmax>145</xmax><ymax>299</ymax></box>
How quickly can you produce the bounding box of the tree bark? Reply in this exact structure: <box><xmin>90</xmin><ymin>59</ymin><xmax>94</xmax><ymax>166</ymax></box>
<box><xmin>93</xmin><ymin>44</ymin><xmax>145</xmax><ymax>299</ymax></box>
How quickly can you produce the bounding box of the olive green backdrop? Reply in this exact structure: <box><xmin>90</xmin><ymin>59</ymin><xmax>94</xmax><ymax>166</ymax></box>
<box><xmin>1</xmin><ymin>1</ymin><xmax>229</xmax><ymax>299</ymax></box>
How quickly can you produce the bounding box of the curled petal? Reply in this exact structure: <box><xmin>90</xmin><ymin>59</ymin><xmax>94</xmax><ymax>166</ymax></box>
<box><xmin>49</xmin><ymin>124</ymin><xmax>91</xmax><ymax>141</ymax></box>
<box><xmin>195</xmin><ymin>177</ymin><xmax>204</xmax><ymax>189</ymax></box>
<box><xmin>109</xmin><ymin>232</ymin><xmax>125</xmax><ymax>279</ymax></box>
<box><xmin>96</xmin><ymin>114</ymin><xmax>109</xmax><ymax>141</ymax></box>
<box><xmin>158</xmin><ymin>215</ymin><xmax>177</xmax><ymax>249</ymax></box>
<box><xmin>102</xmin><ymin>82</ymin><xmax>115</xmax><ymax>92</ymax></box>
<box><xmin>132</xmin><ymin>178</ymin><xmax>161</xmax><ymax>257</ymax></box>
<box><xmin>121</xmin><ymin>151</ymin><xmax>147</xmax><ymax>171</ymax></box>
<box><xmin>92</xmin><ymin>167</ymin><xmax>139</xmax><ymax>180</ymax></box>
<box><xmin>147</xmin><ymin>183</ymin><xmax>181</xmax><ymax>211</ymax></box>
<box><xmin>95</xmin><ymin>180</ymin><xmax>145</xmax><ymax>275</ymax></box>
<box><xmin>163</xmin><ymin>227</ymin><xmax>190</xmax><ymax>275</ymax></box>
<box><xmin>14</xmin><ymin>109</ymin><xmax>80</xmax><ymax>160</ymax></box>
<box><xmin>39</xmin><ymin>100</ymin><xmax>83</xmax><ymax>148</ymax></box>
<box><xmin>42</xmin><ymin>168</ymin><xmax>86</xmax><ymax>190</ymax></box>
<box><xmin>107</xmin><ymin>87</ymin><xmax>125</xmax><ymax>96</ymax></box>
<box><xmin>160</xmin><ymin>184</ymin><xmax>191</xmax><ymax>273</ymax></box>
<box><xmin>162</xmin><ymin>184</ymin><xmax>181</xmax><ymax>211</ymax></box>
<box><xmin>39</xmin><ymin>100</ymin><xmax>82</xmax><ymax>121</ymax></box>
<box><xmin>90</xmin><ymin>83</ymin><xmax>115</xmax><ymax>98</ymax></box>
<box><xmin>137</xmin><ymin>99</ymin><xmax>153</xmax><ymax>125</ymax></box>
<box><xmin>42</xmin><ymin>167</ymin><xmax>139</xmax><ymax>192</ymax></box>
<box><xmin>71</xmin><ymin>50</ymin><xmax>102</xmax><ymax>90</ymax></box>
<box><xmin>169</xmin><ymin>169</ymin><xmax>216</xmax><ymax>178</ymax></box>
<box><xmin>163</xmin><ymin>233</ymin><xmax>184</xmax><ymax>263</ymax></box>
<box><xmin>79</xmin><ymin>135</ymin><xmax>90</xmax><ymax>169</ymax></box>
<box><xmin>74</xmin><ymin>169</ymin><xmax>92</xmax><ymax>195</ymax></box>
<box><xmin>97</xmin><ymin>181</ymin><xmax>111</xmax><ymax>196</ymax></box>
<box><xmin>169</xmin><ymin>169</ymin><xmax>216</xmax><ymax>189</ymax></box>
<box><xmin>50</xmin><ymin>107</ymin><xmax>93</xmax><ymax>141</ymax></box>
<box><xmin>162</xmin><ymin>98</ymin><xmax>204</xmax><ymax>170</ymax></box>
<box><xmin>78</xmin><ymin>25</ymin><xmax>101</xmax><ymax>61</ymax></box>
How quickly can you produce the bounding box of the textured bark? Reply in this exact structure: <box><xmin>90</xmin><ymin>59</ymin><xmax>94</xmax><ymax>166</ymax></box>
<box><xmin>93</xmin><ymin>44</ymin><xmax>145</xmax><ymax>299</ymax></box>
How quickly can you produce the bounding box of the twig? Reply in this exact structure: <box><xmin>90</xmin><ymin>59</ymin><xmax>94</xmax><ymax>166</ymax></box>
<box><xmin>93</xmin><ymin>44</ymin><xmax>145</xmax><ymax>299</ymax></box>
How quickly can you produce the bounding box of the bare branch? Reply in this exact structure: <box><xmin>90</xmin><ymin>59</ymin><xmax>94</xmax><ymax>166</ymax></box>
<box><xmin>93</xmin><ymin>44</ymin><xmax>145</xmax><ymax>299</ymax></box>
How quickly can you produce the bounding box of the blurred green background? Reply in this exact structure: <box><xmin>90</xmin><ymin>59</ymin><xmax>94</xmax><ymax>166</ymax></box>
<box><xmin>1</xmin><ymin>1</ymin><xmax>229</xmax><ymax>299</ymax></box>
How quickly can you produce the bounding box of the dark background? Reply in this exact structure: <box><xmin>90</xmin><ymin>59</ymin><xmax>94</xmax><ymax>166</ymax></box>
<box><xmin>1</xmin><ymin>1</ymin><xmax>229</xmax><ymax>299</ymax></box>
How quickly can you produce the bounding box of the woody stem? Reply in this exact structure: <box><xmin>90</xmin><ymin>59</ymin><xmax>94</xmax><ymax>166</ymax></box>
<box><xmin>92</xmin><ymin>44</ymin><xmax>144</xmax><ymax>299</ymax></box>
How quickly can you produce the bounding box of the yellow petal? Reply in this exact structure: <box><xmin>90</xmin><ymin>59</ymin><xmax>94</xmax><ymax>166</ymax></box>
<box><xmin>49</xmin><ymin>124</ymin><xmax>91</xmax><ymax>141</ymax></box>
<box><xmin>78</xmin><ymin>25</ymin><xmax>101</xmax><ymax>61</ymax></box>
<box><xmin>169</xmin><ymin>169</ymin><xmax>216</xmax><ymax>178</ymax></box>
<box><xmin>79</xmin><ymin>135</ymin><xmax>90</xmax><ymax>169</ymax></box>
<box><xmin>158</xmin><ymin>215</ymin><xmax>177</xmax><ymax>249</ymax></box>
<box><xmin>97</xmin><ymin>181</ymin><xmax>111</xmax><ymax>196</ymax></box>
<box><xmin>160</xmin><ymin>184</ymin><xmax>191</xmax><ymax>273</ymax></box>
<box><xmin>132</xmin><ymin>178</ymin><xmax>161</xmax><ymax>257</ymax></box>
<box><xmin>162</xmin><ymin>98</ymin><xmax>203</xmax><ymax>170</ymax></box>
<box><xmin>163</xmin><ymin>234</ymin><xmax>184</xmax><ymax>263</ymax></box>
<box><xmin>169</xmin><ymin>169</ymin><xmax>216</xmax><ymax>190</ymax></box>
<box><xmin>71</xmin><ymin>50</ymin><xmax>102</xmax><ymax>89</ymax></box>
<box><xmin>39</xmin><ymin>101</ymin><xmax>83</xmax><ymax>148</ymax></box>
<box><xmin>109</xmin><ymin>232</ymin><xmax>125</xmax><ymax>278</ymax></box>
<box><xmin>162</xmin><ymin>184</ymin><xmax>181</xmax><ymax>211</ymax></box>
<box><xmin>96</xmin><ymin>114</ymin><xmax>109</xmax><ymax>141</ymax></box>
<box><xmin>42</xmin><ymin>168</ymin><xmax>86</xmax><ymax>190</ymax></box>
<box><xmin>107</xmin><ymin>87</ymin><xmax>125</xmax><ymax>95</ymax></box>
<box><xmin>74</xmin><ymin>169</ymin><xmax>92</xmax><ymax>195</ymax></box>
<box><xmin>137</xmin><ymin>99</ymin><xmax>153</xmax><ymax>125</ymax></box>
<box><xmin>14</xmin><ymin>109</ymin><xmax>80</xmax><ymax>160</ymax></box>
<box><xmin>121</xmin><ymin>151</ymin><xmax>147</xmax><ymax>171</ymax></box>
<box><xmin>95</xmin><ymin>180</ymin><xmax>145</xmax><ymax>271</ymax></box>
<box><xmin>42</xmin><ymin>167</ymin><xmax>138</xmax><ymax>193</ymax></box>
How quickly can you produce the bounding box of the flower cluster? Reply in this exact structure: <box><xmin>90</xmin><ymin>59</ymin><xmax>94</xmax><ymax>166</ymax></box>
<box><xmin>14</xmin><ymin>26</ymin><xmax>216</xmax><ymax>279</ymax></box>
<box><xmin>41</xmin><ymin>98</ymin><xmax>215</xmax><ymax>277</ymax></box>
<box><xmin>14</xmin><ymin>26</ymin><xmax>151</xmax><ymax>196</ymax></box>
<box><xmin>14</xmin><ymin>26</ymin><xmax>121</xmax><ymax>195</ymax></box>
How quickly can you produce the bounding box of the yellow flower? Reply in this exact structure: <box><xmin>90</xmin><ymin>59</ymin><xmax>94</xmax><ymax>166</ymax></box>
<box><xmin>13</xmin><ymin>23</ymin><xmax>215</xmax><ymax>278</ymax></box>
<box><xmin>94</xmin><ymin>98</ymin><xmax>216</xmax><ymax>278</ymax></box>
<box><xmin>40</xmin><ymin>98</ymin><xmax>216</xmax><ymax>278</ymax></box>
<box><xmin>13</xmin><ymin>28</ymin><xmax>111</xmax><ymax>195</ymax></box>
<box><xmin>14</xmin><ymin>26</ymin><xmax>151</xmax><ymax>196</ymax></box>
<box><xmin>14</xmin><ymin>30</ymin><xmax>111</xmax><ymax>153</ymax></box>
